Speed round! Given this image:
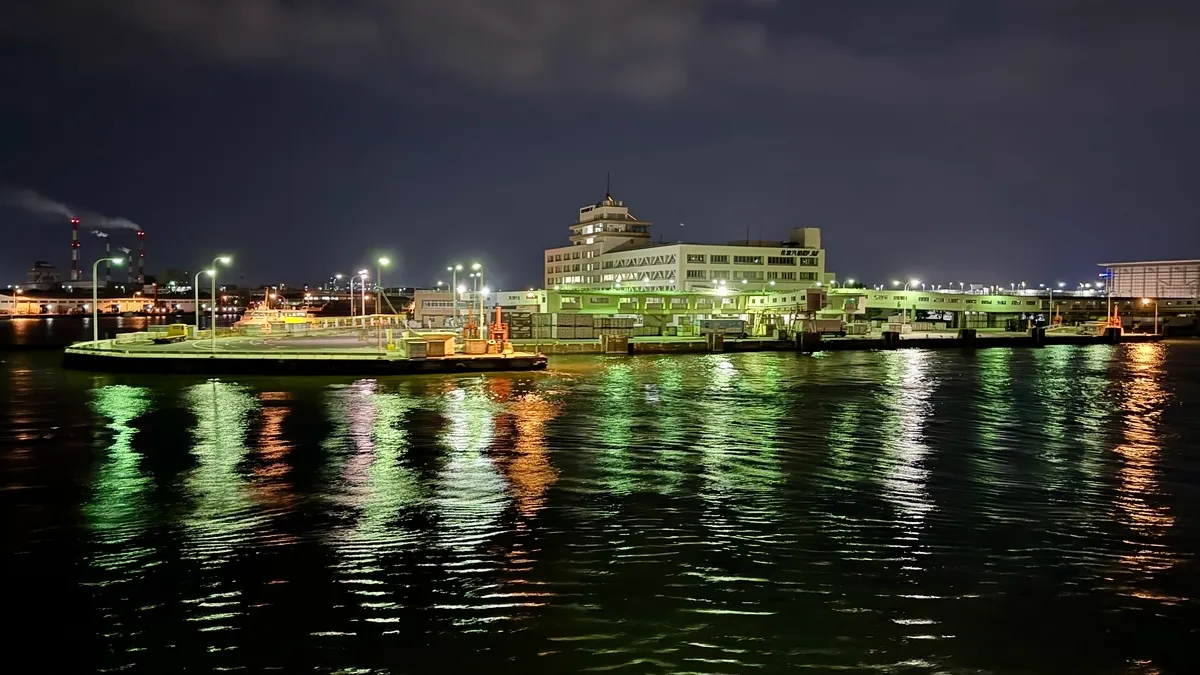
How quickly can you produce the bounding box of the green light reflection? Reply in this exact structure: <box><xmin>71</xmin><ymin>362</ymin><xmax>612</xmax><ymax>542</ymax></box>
<box><xmin>182</xmin><ymin>380</ymin><xmax>261</xmax><ymax>563</ymax></box>
<box><xmin>84</xmin><ymin>384</ymin><xmax>153</xmax><ymax>568</ymax></box>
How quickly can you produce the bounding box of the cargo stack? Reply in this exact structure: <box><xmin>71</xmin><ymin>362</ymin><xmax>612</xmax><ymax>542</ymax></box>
<box><xmin>576</xmin><ymin>313</ymin><xmax>594</xmax><ymax>340</ymax></box>
<box><xmin>594</xmin><ymin>316</ymin><xmax>635</xmax><ymax>338</ymax></box>
<box><xmin>533</xmin><ymin>312</ymin><xmax>552</xmax><ymax>340</ymax></box>
<box><xmin>508</xmin><ymin>311</ymin><xmax>533</xmax><ymax>340</ymax></box>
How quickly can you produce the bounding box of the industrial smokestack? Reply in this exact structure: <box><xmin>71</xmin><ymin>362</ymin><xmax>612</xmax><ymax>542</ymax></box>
<box><xmin>136</xmin><ymin>230</ymin><xmax>145</xmax><ymax>285</ymax></box>
<box><xmin>70</xmin><ymin>217</ymin><xmax>81</xmax><ymax>281</ymax></box>
<box><xmin>92</xmin><ymin>231</ymin><xmax>110</xmax><ymax>287</ymax></box>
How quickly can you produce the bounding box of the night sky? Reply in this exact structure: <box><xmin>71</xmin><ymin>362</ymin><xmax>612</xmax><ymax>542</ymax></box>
<box><xmin>2</xmin><ymin>0</ymin><xmax>1198</xmax><ymax>290</ymax></box>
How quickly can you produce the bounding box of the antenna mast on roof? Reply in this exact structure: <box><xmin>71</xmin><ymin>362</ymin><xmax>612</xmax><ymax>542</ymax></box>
<box><xmin>606</xmin><ymin>171</ymin><xmax>611</xmax><ymax>197</ymax></box>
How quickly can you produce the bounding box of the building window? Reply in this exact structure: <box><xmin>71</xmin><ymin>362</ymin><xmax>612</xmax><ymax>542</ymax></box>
<box><xmin>686</xmin><ymin>270</ymin><xmax>706</xmax><ymax>279</ymax></box>
<box><xmin>572</xmin><ymin>252</ymin><xmax>581</xmax><ymax>259</ymax></box>
<box><xmin>710</xmin><ymin>255</ymin><xmax>729</xmax><ymax>264</ymax></box>
<box><xmin>768</xmin><ymin>271</ymin><xmax>796</xmax><ymax>280</ymax></box>
<box><xmin>546</xmin><ymin>255</ymin><xmax>553</xmax><ymax>262</ymax></box>
<box><xmin>949</xmin><ymin>299</ymin><xmax>960</xmax><ymax>303</ymax></box>
<box><xmin>710</xmin><ymin>270</ymin><xmax>730</xmax><ymax>280</ymax></box>
<box><xmin>560</xmin><ymin>296</ymin><xmax>580</xmax><ymax>307</ymax></box>
<box><xmin>799</xmin><ymin>257</ymin><xmax>819</xmax><ymax>267</ymax></box>
<box><xmin>686</xmin><ymin>254</ymin><xmax>706</xmax><ymax>264</ymax></box>
<box><xmin>554</xmin><ymin>254</ymin><xmax>562</xmax><ymax>261</ymax></box>
<box><xmin>918</xmin><ymin>297</ymin><xmax>930</xmax><ymax>302</ymax></box>
<box><xmin>733</xmin><ymin>255</ymin><xmax>763</xmax><ymax>265</ymax></box>
<box><xmin>589</xmin><ymin>297</ymin><xmax>611</xmax><ymax>304</ymax></box>
<box><xmin>767</xmin><ymin>256</ymin><xmax>796</xmax><ymax>266</ymax></box>
<box><xmin>573</xmin><ymin>264</ymin><xmax>580</xmax><ymax>271</ymax></box>
<box><xmin>586</xmin><ymin>237</ymin><xmax>595</xmax><ymax>245</ymax></box>
<box><xmin>799</xmin><ymin>272</ymin><xmax>818</xmax><ymax>280</ymax></box>
<box><xmin>585</xmin><ymin>250</ymin><xmax>595</xmax><ymax>258</ymax></box>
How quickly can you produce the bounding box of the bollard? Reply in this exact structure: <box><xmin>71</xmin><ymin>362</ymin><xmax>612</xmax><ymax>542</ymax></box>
<box><xmin>958</xmin><ymin>328</ymin><xmax>977</xmax><ymax>347</ymax></box>
<box><xmin>882</xmin><ymin>330</ymin><xmax>900</xmax><ymax>349</ymax></box>
<box><xmin>1105</xmin><ymin>327</ymin><xmax>1121</xmax><ymax>343</ymax></box>
<box><xmin>1029</xmin><ymin>326</ymin><xmax>1045</xmax><ymax>346</ymax></box>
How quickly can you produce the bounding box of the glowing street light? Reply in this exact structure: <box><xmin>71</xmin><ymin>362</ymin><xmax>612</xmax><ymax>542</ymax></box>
<box><xmin>92</xmin><ymin>256</ymin><xmax>124</xmax><ymax>343</ymax></box>
<box><xmin>207</xmin><ymin>256</ymin><xmax>232</xmax><ymax>351</ymax></box>
<box><xmin>194</xmin><ymin>268</ymin><xmax>214</xmax><ymax>337</ymax></box>
<box><xmin>358</xmin><ymin>269</ymin><xmax>369</xmax><ymax>319</ymax></box>
<box><xmin>448</xmin><ymin>264</ymin><xmax>463</xmax><ymax>324</ymax></box>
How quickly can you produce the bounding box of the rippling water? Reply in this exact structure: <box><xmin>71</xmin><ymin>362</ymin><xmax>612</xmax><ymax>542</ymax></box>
<box><xmin>3</xmin><ymin>344</ymin><xmax>1199</xmax><ymax>673</ymax></box>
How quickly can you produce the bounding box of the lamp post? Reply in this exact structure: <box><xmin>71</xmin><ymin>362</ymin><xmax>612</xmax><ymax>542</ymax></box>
<box><xmin>348</xmin><ymin>275</ymin><xmax>357</xmax><ymax>317</ymax></box>
<box><xmin>376</xmin><ymin>257</ymin><xmax>390</xmax><ymax>315</ymax></box>
<box><xmin>472</xmin><ymin>263</ymin><xmax>484</xmax><ymax>331</ymax></box>
<box><xmin>92</xmin><ymin>256</ymin><xmax>124</xmax><ymax>343</ymax></box>
<box><xmin>1142</xmin><ymin>298</ymin><xmax>1158</xmax><ymax>335</ymax></box>
<box><xmin>447</xmin><ymin>264</ymin><xmax>463</xmax><ymax>326</ymax></box>
<box><xmin>358</xmin><ymin>270</ymin><xmax>368</xmax><ymax>320</ymax></box>
<box><xmin>209</xmin><ymin>256</ymin><xmax>232</xmax><ymax>352</ymax></box>
<box><xmin>194</xmin><ymin>268</ymin><xmax>214</xmax><ymax>337</ymax></box>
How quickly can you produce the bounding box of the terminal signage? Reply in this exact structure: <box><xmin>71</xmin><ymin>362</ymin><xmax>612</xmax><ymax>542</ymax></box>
<box><xmin>779</xmin><ymin>249</ymin><xmax>819</xmax><ymax>257</ymax></box>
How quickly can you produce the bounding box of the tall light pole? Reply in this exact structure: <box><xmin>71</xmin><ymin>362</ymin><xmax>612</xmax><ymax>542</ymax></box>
<box><xmin>1048</xmin><ymin>281</ymin><xmax>1065</xmax><ymax>326</ymax></box>
<box><xmin>194</xmin><ymin>268</ymin><xmax>214</xmax><ymax>337</ymax></box>
<box><xmin>1142</xmin><ymin>298</ymin><xmax>1158</xmax><ymax>335</ymax></box>
<box><xmin>448</xmin><ymin>264</ymin><xmax>462</xmax><ymax>325</ymax></box>
<box><xmin>376</xmin><ymin>257</ymin><xmax>390</xmax><ymax>315</ymax></box>
<box><xmin>348</xmin><ymin>275</ymin><xmax>356</xmax><ymax>317</ymax></box>
<box><xmin>358</xmin><ymin>270</ymin><xmax>368</xmax><ymax>319</ymax></box>
<box><xmin>92</xmin><ymin>256</ymin><xmax>124</xmax><ymax>343</ymax></box>
<box><xmin>209</xmin><ymin>256</ymin><xmax>232</xmax><ymax>352</ymax></box>
<box><xmin>472</xmin><ymin>263</ymin><xmax>484</xmax><ymax>332</ymax></box>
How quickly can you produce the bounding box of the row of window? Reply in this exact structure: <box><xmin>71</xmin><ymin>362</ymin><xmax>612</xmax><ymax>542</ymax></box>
<box><xmin>548</xmin><ymin>250</ymin><xmax>599</xmax><ymax>263</ymax></box>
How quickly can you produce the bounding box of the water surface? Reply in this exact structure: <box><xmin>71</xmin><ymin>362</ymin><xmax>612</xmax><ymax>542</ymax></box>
<box><xmin>3</xmin><ymin>344</ymin><xmax>1198</xmax><ymax>673</ymax></box>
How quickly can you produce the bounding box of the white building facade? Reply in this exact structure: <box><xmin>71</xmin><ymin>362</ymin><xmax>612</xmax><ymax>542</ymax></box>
<box><xmin>544</xmin><ymin>193</ymin><xmax>833</xmax><ymax>292</ymax></box>
<box><xmin>1099</xmin><ymin>260</ymin><xmax>1200</xmax><ymax>299</ymax></box>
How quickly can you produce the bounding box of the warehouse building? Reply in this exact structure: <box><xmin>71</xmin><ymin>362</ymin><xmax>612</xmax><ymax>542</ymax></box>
<box><xmin>1098</xmin><ymin>259</ymin><xmax>1200</xmax><ymax>299</ymax></box>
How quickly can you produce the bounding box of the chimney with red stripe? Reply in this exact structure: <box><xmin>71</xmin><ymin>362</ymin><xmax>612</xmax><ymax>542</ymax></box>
<box><xmin>70</xmin><ymin>217</ymin><xmax>81</xmax><ymax>281</ymax></box>
<box><xmin>136</xmin><ymin>230</ymin><xmax>145</xmax><ymax>284</ymax></box>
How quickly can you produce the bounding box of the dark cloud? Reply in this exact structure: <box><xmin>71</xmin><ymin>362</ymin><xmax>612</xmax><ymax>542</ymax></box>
<box><xmin>8</xmin><ymin>0</ymin><xmax>1198</xmax><ymax>111</ymax></box>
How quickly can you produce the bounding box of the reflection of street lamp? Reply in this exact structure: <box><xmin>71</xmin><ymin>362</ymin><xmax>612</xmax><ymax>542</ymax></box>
<box><xmin>1142</xmin><ymin>298</ymin><xmax>1158</xmax><ymax>335</ymax></box>
<box><xmin>92</xmin><ymin>256</ymin><xmax>124</xmax><ymax>343</ymax></box>
<box><xmin>194</xmin><ymin>268</ymin><xmax>214</xmax><ymax>336</ymax></box>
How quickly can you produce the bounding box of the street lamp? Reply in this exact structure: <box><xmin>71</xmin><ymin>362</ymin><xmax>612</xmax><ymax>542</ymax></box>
<box><xmin>472</xmin><ymin>263</ymin><xmax>485</xmax><ymax>330</ymax></box>
<box><xmin>92</xmin><ymin>256</ymin><xmax>124</xmax><ymax>343</ymax></box>
<box><xmin>194</xmin><ymin>268</ymin><xmax>214</xmax><ymax>337</ymax></box>
<box><xmin>1048</xmin><ymin>282</ymin><xmax>1065</xmax><ymax>326</ymax></box>
<box><xmin>1142</xmin><ymin>298</ymin><xmax>1158</xmax><ymax>335</ymax></box>
<box><xmin>358</xmin><ymin>270</ymin><xmax>368</xmax><ymax>319</ymax></box>
<box><xmin>209</xmin><ymin>256</ymin><xmax>232</xmax><ymax>352</ymax></box>
<box><xmin>376</xmin><ymin>257</ymin><xmax>390</xmax><ymax>315</ymax></box>
<box><xmin>448</xmin><ymin>264</ymin><xmax>463</xmax><ymax>325</ymax></box>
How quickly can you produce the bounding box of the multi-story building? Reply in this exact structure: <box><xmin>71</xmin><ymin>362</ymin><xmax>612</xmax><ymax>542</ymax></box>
<box><xmin>544</xmin><ymin>193</ymin><xmax>833</xmax><ymax>292</ymax></box>
<box><xmin>1099</xmin><ymin>259</ymin><xmax>1200</xmax><ymax>299</ymax></box>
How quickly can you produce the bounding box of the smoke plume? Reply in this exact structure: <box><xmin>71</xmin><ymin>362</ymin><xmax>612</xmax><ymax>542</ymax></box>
<box><xmin>0</xmin><ymin>185</ymin><xmax>143</xmax><ymax>231</ymax></box>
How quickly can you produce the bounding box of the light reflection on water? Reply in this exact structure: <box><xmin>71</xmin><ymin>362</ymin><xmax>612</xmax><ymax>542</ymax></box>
<box><xmin>3</xmin><ymin>346</ymin><xmax>1198</xmax><ymax>673</ymax></box>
